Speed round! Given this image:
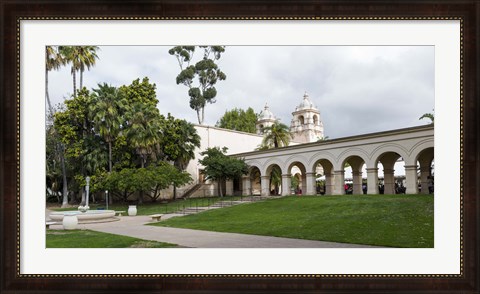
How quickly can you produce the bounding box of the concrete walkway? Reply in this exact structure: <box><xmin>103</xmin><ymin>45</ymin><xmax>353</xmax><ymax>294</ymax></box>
<box><xmin>46</xmin><ymin>210</ymin><xmax>380</xmax><ymax>248</ymax></box>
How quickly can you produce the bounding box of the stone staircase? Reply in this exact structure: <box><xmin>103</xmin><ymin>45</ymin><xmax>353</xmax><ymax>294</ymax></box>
<box><xmin>175</xmin><ymin>195</ymin><xmax>282</xmax><ymax>216</ymax></box>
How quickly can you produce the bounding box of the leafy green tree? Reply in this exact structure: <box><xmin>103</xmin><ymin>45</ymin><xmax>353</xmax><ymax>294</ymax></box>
<box><xmin>54</xmin><ymin>88</ymin><xmax>97</xmax><ymax>204</ymax></box>
<box><xmin>119</xmin><ymin>77</ymin><xmax>159</xmax><ymax>107</ymax></box>
<box><xmin>119</xmin><ymin>77</ymin><xmax>161</xmax><ymax>172</ymax></box>
<box><xmin>46</xmin><ymin>114</ymin><xmax>62</xmax><ymax>203</ymax></box>
<box><xmin>216</xmin><ymin>107</ymin><xmax>258</xmax><ymax>133</ymax></box>
<box><xmin>169</xmin><ymin>46</ymin><xmax>227</xmax><ymax>124</ymax></box>
<box><xmin>260</xmin><ymin>122</ymin><xmax>292</xmax><ymax>148</ymax></box>
<box><xmin>159</xmin><ymin>114</ymin><xmax>201</xmax><ymax>199</ymax></box>
<box><xmin>148</xmin><ymin>163</ymin><xmax>193</xmax><ymax>202</ymax></box>
<box><xmin>291</xmin><ymin>174</ymin><xmax>300</xmax><ymax>191</ymax></box>
<box><xmin>199</xmin><ymin>147</ymin><xmax>249</xmax><ymax>197</ymax></box>
<box><xmin>99</xmin><ymin>163</ymin><xmax>191</xmax><ymax>203</ymax></box>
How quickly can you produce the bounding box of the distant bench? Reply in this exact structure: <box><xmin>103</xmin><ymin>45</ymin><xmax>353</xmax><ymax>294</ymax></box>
<box><xmin>46</xmin><ymin>221</ymin><xmax>59</xmax><ymax>229</ymax></box>
<box><xmin>115</xmin><ymin>211</ymin><xmax>126</xmax><ymax>216</ymax></box>
<box><xmin>149</xmin><ymin>214</ymin><xmax>163</xmax><ymax>222</ymax></box>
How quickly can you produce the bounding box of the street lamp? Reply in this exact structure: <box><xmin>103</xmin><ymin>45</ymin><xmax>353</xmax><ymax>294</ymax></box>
<box><xmin>85</xmin><ymin>176</ymin><xmax>90</xmax><ymax>210</ymax></box>
<box><xmin>105</xmin><ymin>190</ymin><xmax>109</xmax><ymax>210</ymax></box>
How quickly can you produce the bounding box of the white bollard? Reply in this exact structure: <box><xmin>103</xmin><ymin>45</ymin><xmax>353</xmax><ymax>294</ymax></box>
<box><xmin>62</xmin><ymin>214</ymin><xmax>78</xmax><ymax>230</ymax></box>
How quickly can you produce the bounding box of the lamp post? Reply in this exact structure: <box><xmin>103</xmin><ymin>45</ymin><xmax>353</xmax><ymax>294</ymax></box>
<box><xmin>85</xmin><ymin>176</ymin><xmax>90</xmax><ymax>210</ymax></box>
<box><xmin>105</xmin><ymin>190</ymin><xmax>109</xmax><ymax>210</ymax></box>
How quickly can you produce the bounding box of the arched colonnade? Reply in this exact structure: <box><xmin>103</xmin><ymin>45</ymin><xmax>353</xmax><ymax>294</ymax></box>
<box><xmin>230</xmin><ymin>126</ymin><xmax>434</xmax><ymax>196</ymax></box>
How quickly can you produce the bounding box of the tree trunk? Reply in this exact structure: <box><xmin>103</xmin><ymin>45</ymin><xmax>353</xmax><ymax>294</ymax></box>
<box><xmin>80</xmin><ymin>69</ymin><xmax>83</xmax><ymax>90</ymax></box>
<box><xmin>201</xmin><ymin>107</ymin><xmax>205</xmax><ymax>126</ymax></box>
<box><xmin>138</xmin><ymin>157</ymin><xmax>145</xmax><ymax>204</ymax></box>
<box><xmin>196</xmin><ymin>109</ymin><xmax>202</xmax><ymax>125</ymax></box>
<box><xmin>46</xmin><ymin>69</ymin><xmax>53</xmax><ymax>114</ymax></box>
<box><xmin>60</xmin><ymin>146</ymin><xmax>69</xmax><ymax>207</ymax></box>
<box><xmin>48</xmin><ymin>68</ymin><xmax>70</xmax><ymax>208</ymax></box>
<box><xmin>108</xmin><ymin>141</ymin><xmax>112</xmax><ymax>172</ymax></box>
<box><xmin>173</xmin><ymin>185</ymin><xmax>177</xmax><ymax>200</ymax></box>
<box><xmin>72</xmin><ymin>69</ymin><xmax>77</xmax><ymax>97</ymax></box>
<box><xmin>218</xmin><ymin>178</ymin><xmax>224</xmax><ymax>197</ymax></box>
<box><xmin>70</xmin><ymin>189</ymin><xmax>75</xmax><ymax>203</ymax></box>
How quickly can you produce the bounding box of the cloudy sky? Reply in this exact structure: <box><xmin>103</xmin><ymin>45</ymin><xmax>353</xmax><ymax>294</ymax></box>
<box><xmin>48</xmin><ymin>45</ymin><xmax>434</xmax><ymax>139</ymax></box>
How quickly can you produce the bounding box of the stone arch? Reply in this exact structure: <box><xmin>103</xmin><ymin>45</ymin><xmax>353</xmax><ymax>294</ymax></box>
<box><xmin>284</xmin><ymin>154</ymin><xmax>310</xmax><ymax>173</ymax></box>
<box><xmin>341</xmin><ymin>155</ymin><xmax>366</xmax><ymax>195</ymax></box>
<box><xmin>416</xmin><ymin>146</ymin><xmax>434</xmax><ymax>194</ymax></box>
<box><xmin>264</xmin><ymin>163</ymin><xmax>283</xmax><ymax>196</ymax></box>
<box><xmin>373</xmin><ymin>151</ymin><xmax>404</xmax><ymax>195</ymax></box>
<box><xmin>287</xmin><ymin>161</ymin><xmax>308</xmax><ymax>195</ymax></box>
<box><xmin>248</xmin><ymin>166</ymin><xmax>262</xmax><ymax>195</ymax></box>
<box><xmin>407</xmin><ymin>138</ymin><xmax>434</xmax><ymax>166</ymax></box>
<box><xmin>299</xmin><ymin>115</ymin><xmax>305</xmax><ymax>125</ymax></box>
<box><xmin>308</xmin><ymin>151</ymin><xmax>337</xmax><ymax>172</ymax></box>
<box><xmin>369</xmin><ymin>143</ymin><xmax>409</xmax><ymax>168</ymax></box>
<box><xmin>261</xmin><ymin>158</ymin><xmax>285</xmax><ymax>176</ymax></box>
<box><xmin>313</xmin><ymin>115</ymin><xmax>318</xmax><ymax>125</ymax></box>
<box><xmin>336</xmin><ymin>148</ymin><xmax>369</xmax><ymax>171</ymax></box>
<box><xmin>310</xmin><ymin>156</ymin><xmax>335</xmax><ymax>195</ymax></box>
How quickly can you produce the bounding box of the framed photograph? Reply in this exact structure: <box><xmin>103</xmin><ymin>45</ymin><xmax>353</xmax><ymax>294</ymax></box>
<box><xmin>1</xmin><ymin>1</ymin><xmax>478</xmax><ymax>293</ymax></box>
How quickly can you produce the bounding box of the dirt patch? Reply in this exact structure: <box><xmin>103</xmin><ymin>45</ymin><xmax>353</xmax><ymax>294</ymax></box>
<box><xmin>129</xmin><ymin>241</ymin><xmax>160</xmax><ymax>248</ymax></box>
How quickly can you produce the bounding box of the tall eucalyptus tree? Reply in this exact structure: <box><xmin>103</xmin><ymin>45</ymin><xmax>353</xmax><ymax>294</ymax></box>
<box><xmin>168</xmin><ymin>46</ymin><xmax>226</xmax><ymax>124</ymax></box>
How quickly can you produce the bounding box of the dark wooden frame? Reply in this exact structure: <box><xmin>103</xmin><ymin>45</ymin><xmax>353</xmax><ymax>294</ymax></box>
<box><xmin>1</xmin><ymin>1</ymin><xmax>478</xmax><ymax>293</ymax></box>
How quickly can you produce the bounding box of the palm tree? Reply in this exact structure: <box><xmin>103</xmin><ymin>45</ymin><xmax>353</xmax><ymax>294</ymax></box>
<box><xmin>270</xmin><ymin>166</ymin><xmax>282</xmax><ymax>195</ymax></box>
<box><xmin>90</xmin><ymin>83</ymin><xmax>126</xmax><ymax>173</ymax></box>
<box><xmin>126</xmin><ymin>102</ymin><xmax>162</xmax><ymax>204</ymax></box>
<box><xmin>46</xmin><ymin>46</ymin><xmax>64</xmax><ymax>114</ymax></box>
<box><xmin>59</xmin><ymin>46</ymin><xmax>99</xmax><ymax>97</ymax></box>
<box><xmin>261</xmin><ymin>122</ymin><xmax>292</xmax><ymax>148</ymax></box>
<box><xmin>419</xmin><ymin>110</ymin><xmax>434</xmax><ymax>123</ymax></box>
<box><xmin>160</xmin><ymin>116</ymin><xmax>201</xmax><ymax>199</ymax></box>
<box><xmin>172</xmin><ymin>119</ymin><xmax>201</xmax><ymax>171</ymax></box>
<box><xmin>126</xmin><ymin>102</ymin><xmax>162</xmax><ymax>169</ymax></box>
<box><xmin>77</xmin><ymin>46</ymin><xmax>100</xmax><ymax>90</ymax></box>
<box><xmin>45</xmin><ymin>46</ymin><xmax>71</xmax><ymax>207</ymax></box>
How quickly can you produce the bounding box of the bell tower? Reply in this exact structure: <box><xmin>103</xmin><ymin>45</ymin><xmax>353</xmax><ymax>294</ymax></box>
<box><xmin>256</xmin><ymin>103</ymin><xmax>277</xmax><ymax>135</ymax></box>
<box><xmin>290</xmin><ymin>92</ymin><xmax>324</xmax><ymax>143</ymax></box>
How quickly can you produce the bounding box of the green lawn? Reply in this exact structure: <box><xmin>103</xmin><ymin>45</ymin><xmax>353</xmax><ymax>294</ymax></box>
<box><xmin>50</xmin><ymin>195</ymin><xmax>243</xmax><ymax>216</ymax></box>
<box><xmin>151</xmin><ymin>195</ymin><xmax>434</xmax><ymax>248</ymax></box>
<box><xmin>46</xmin><ymin>229</ymin><xmax>178</xmax><ymax>248</ymax></box>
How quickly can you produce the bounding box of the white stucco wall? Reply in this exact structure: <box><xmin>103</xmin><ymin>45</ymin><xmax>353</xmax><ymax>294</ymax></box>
<box><xmin>185</xmin><ymin>125</ymin><xmax>265</xmax><ymax>184</ymax></box>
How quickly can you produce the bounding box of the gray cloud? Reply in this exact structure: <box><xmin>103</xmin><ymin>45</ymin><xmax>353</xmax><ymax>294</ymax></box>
<box><xmin>48</xmin><ymin>45</ymin><xmax>434</xmax><ymax>138</ymax></box>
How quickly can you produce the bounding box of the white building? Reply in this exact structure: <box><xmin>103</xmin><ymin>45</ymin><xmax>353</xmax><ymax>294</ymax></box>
<box><xmin>290</xmin><ymin>92</ymin><xmax>324</xmax><ymax>143</ymax></box>
<box><xmin>167</xmin><ymin>91</ymin><xmax>428</xmax><ymax>199</ymax></box>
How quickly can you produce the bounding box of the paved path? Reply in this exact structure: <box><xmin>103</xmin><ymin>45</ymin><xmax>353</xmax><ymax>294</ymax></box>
<box><xmin>47</xmin><ymin>210</ymin><xmax>380</xmax><ymax>248</ymax></box>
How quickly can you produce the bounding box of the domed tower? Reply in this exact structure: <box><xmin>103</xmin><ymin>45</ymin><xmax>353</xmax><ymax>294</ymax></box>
<box><xmin>290</xmin><ymin>92</ymin><xmax>324</xmax><ymax>143</ymax></box>
<box><xmin>256</xmin><ymin>103</ymin><xmax>277</xmax><ymax>135</ymax></box>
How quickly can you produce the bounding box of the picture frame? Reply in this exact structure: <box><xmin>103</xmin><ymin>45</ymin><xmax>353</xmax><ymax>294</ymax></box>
<box><xmin>1</xmin><ymin>0</ymin><xmax>478</xmax><ymax>293</ymax></box>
